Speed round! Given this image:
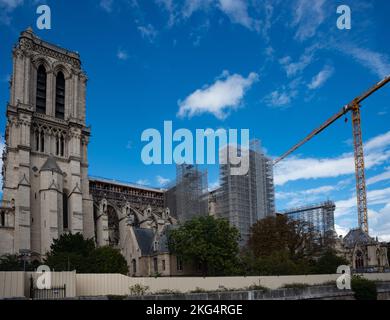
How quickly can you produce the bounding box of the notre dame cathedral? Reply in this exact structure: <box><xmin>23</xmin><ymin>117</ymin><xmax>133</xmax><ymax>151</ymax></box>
<box><xmin>0</xmin><ymin>27</ymin><xmax>94</xmax><ymax>257</ymax></box>
<box><xmin>0</xmin><ymin>29</ymin><xmax>192</xmax><ymax>277</ymax></box>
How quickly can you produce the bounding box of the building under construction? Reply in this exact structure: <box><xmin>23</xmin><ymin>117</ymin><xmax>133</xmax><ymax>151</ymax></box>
<box><xmin>281</xmin><ymin>201</ymin><xmax>336</xmax><ymax>244</ymax></box>
<box><xmin>216</xmin><ymin>141</ymin><xmax>275</xmax><ymax>245</ymax></box>
<box><xmin>165</xmin><ymin>164</ymin><xmax>208</xmax><ymax>223</ymax></box>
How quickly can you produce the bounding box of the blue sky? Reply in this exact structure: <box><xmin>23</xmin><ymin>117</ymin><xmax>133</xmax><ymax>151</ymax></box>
<box><xmin>0</xmin><ymin>0</ymin><xmax>389</xmax><ymax>240</ymax></box>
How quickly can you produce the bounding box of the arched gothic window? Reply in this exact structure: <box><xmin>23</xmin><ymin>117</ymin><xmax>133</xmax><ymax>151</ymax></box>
<box><xmin>132</xmin><ymin>259</ymin><xmax>137</xmax><ymax>274</ymax></box>
<box><xmin>0</xmin><ymin>210</ymin><xmax>5</xmax><ymax>227</ymax></box>
<box><xmin>55</xmin><ymin>71</ymin><xmax>65</xmax><ymax>119</ymax></box>
<box><xmin>355</xmin><ymin>250</ymin><xmax>364</xmax><ymax>269</ymax></box>
<box><xmin>60</xmin><ymin>135</ymin><xmax>64</xmax><ymax>157</ymax></box>
<box><xmin>36</xmin><ymin>65</ymin><xmax>47</xmax><ymax>114</ymax></box>
<box><xmin>40</xmin><ymin>132</ymin><xmax>45</xmax><ymax>153</ymax></box>
<box><xmin>63</xmin><ymin>191</ymin><xmax>69</xmax><ymax>230</ymax></box>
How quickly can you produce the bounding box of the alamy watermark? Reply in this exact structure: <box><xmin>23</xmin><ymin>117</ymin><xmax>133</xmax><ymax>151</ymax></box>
<box><xmin>337</xmin><ymin>5</ymin><xmax>352</xmax><ymax>30</ymax></box>
<box><xmin>36</xmin><ymin>265</ymin><xmax>52</xmax><ymax>289</ymax></box>
<box><xmin>336</xmin><ymin>265</ymin><xmax>351</xmax><ymax>290</ymax></box>
<box><xmin>36</xmin><ymin>5</ymin><xmax>51</xmax><ymax>30</ymax></box>
<box><xmin>141</xmin><ymin>121</ymin><xmax>250</xmax><ymax>176</ymax></box>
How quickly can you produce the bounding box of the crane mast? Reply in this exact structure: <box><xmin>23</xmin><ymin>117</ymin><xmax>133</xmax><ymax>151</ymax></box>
<box><xmin>274</xmin><ymin>75</ymin><xmax>390</xmax><ymax>234</ymax></box>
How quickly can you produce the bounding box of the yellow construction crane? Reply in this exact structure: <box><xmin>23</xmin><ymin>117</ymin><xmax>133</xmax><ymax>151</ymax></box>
<box><xmin>274</xmin><ymin>75</ymin><xmax>390</xmax><ymax>234</ymax></box>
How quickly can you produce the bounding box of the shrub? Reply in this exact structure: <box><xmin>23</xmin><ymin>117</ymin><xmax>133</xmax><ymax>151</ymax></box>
<box><xmin>153</xmin><ymin>289</ymin><xmax>182</xmax><ymax>295</ymax></box>
<box><xmin>351</xmin><ymin>276</ymin><xmax>377</xmax><ymax>300</ymax></box>
<box><xmin>107</xmin><ymin>295</ymin><xmax>127</xmax><ymax>300</ymax></box>
<box><xmin>246</xmin><ymin>284</ymin><xmax>269</xmax><ymax>292</ymax></box>
<box><xmin>129</xmin><ymin>284</ymin><xmax>149</xmax><ymax>296</ymax></box>
<box><xmin>283</xmin><ymin>283</ymin><xmax>309</xmax><ymax>290</ymax></box>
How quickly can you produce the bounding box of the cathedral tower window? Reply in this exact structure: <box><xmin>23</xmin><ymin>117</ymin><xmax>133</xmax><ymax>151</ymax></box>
<box><xmin>36</xmin><ymin>65</ymin><xmax>47</xmax><ymax>114</ymax></box>
<box><xmin>55</xmin><ymin>136</ymin><xmax>60</xmax><ymax>156</ymax></box>
<box><xmin>63</xmin><ymin>191</ymin><xmax>69</xmax><ymax>230</ymax></box>
<box><xmin>132</xmin><ymin>259</ymin><xmax>137</xmax><ymax>274</ymax></box>
<box><xmin>40</xmin><ymin>132</ymin><xmax>45</xmax><ymax>153</ymax></box>
<box><xmin>0</xmin><ymin>211</ymin><xmax>5</xmax><ymax>227</ymax></box>
<box><xmin>55</xmin><ymin>71</ymin><xmax>65</xmax><ymax>119</ymax></box>
<box><xmin>60</xmin><ymin>135</ymin><xmax>64</xmax><ymax>157</ymax></box>
<box><xmin>35</xmin><ymin>131</ymin><xmax>40</xmax><ymax>152</ymax></box>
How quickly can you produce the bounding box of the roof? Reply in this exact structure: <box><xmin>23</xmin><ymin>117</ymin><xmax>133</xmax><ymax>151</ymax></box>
<box><xmin>40</xmin><ymin>156</ymin><xmax>62</xmax><ymax>174</ymax></box>
<box><xmin>89</xmin><ymin>176</ymin><xmax>165</xmax><ymax>193</ymax></box>
<box><xmin>156</xmin><ymin>225</ymin><xmax>178</xmax><ymax>253</ymax></box>
<box><xmin>133</xmin><ymin>225</ymin><xmax>178</xmax><ymax>256</ymax></box>
<box><xmin>133</xmin><ymin>228</ymin><xmax>155</xmax><ymax>255</ymax></box>
<box><xmin>343</xmin><ymin>228</ymin><xmax>376</xmax><ymax>248</ymax></box>
<box><xmin>20</xmin><ymin>27</ymin><xmax>80</xmax><ymax>60</ymax></box>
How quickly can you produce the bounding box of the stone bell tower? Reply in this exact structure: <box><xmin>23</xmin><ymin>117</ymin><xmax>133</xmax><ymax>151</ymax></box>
<box><xmin>0</xmin><ymin>28</ymin><xmax>94</xmax><ymax>258</ymax></box>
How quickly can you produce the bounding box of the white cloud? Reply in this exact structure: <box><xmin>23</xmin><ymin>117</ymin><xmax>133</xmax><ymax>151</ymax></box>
<box><xmin>0</xmin><ymin>0</ymin><xmax>23</xmax><ymax>24</ymax></box>
<box><xmin>159</xmin><ymin>0</ymin><xmax>260</xmax><ymax>31</ymax></box>
<box><xmin>279</xmin><ymin>55</ymin><xmax>312</xmax><ymax>78</ymax></box>
<box><xmin>336</xmin><ymin>44</ymin><xmax>390</xmax><ymax>79</ymax></box>
<box><xmin>156</xmin><ymin>0</ymin><xmax>179</xmax><ymax>26</ymax></box>
<box><xmin>365</xmin><ymin>131</ymin><xmax>390</xmax><ymax>152</ymax></box>
<box><xmin>264</xmin><ymin>77</ymin><xmax>301</xmax><ymax>108</ymax></box>
<box><xmin>367</xmin><ymin>168</ymin><xmax>390</xmax><ymax>186</ymax></box>
<box><xmin>348</xmin><ymin>47</ymin><xmax>390</xmax><ymax>79</ymax></box>
<box><xmin>178</xmin><ymin>70</ymin><xmax>258</xmax><ymax>119</ymax></box>
<box><xmin>156</xmin><ymin>175</ymin><xmax>170</xmax><ymax>186</ymax></box>
<box><xmin>277</xmin><ymin>185</ymin><xmax>336</xmax><ymax>209</ymax></box>
<box><xmin>218</xmin><ymin>0</ymin><xmax>258</xmax><ymax>31</ymax></box>
<box><xmin>279</xmin><ymin>45</ymin><xmax>319</xmax><ymax>77</ymax></box>
<box><xmin>292</xmin><ymin>0</ymin><xmax>326</xmax><ymax>41</ymax></box>
<box><xmin>117</xmin><ymin>49</ymin><xmax>128</xmax><ymax>61</ymax></box>
<box><xmin>137</xmin><ymin>24</ymin><xmax>158</xmax><ymax>43</ymax></box>
<box><xmin>335</xmin><ymin>187</ymin><xmax>390</xmax><ymax>218</ymax></box>
<box><xmin>274</xmin><ymin>130</ymin><xmax>390</xmax><ymax>186</ymax></box>
<box><xmin>264</xmin><ymin>89</ymin><xmax>297</xmax><ymax>108</ymax></box>
<box><xmin>100</xmin><ymin>0</ymin><xmax>113</xmax><ymax>12</ymax></box>
<box><xmin>335</xmin><ymin>224</ymin><xmax>349</xmax><ymax>237</ymax></box>
<box><xmin>334</xmin><ymin>187</ymin><xmax>390</xmax><ymax>241</ymax></box>
<box><xmin>0</xmin><ymin>0</ymin><xmax>23</xmax><ymax>10</ymax></box>
<box><xmin>369</xmin><ymin>203</ymin><xmax>390</xmax><ymax>241</ymax></box>
<box><xmin>136</xmin><ymin>179</ymin><xmax>150</xmax><ymax>186</ymax></box>
<box><xmin>208</xmin><ymin>180</ymin><xmax>220</xmax><ymax>191</ymax></box>
<box><xmin>308</xmin><ymin>65</ymin><xmax>334</xmax><ymax>90</ymax></box>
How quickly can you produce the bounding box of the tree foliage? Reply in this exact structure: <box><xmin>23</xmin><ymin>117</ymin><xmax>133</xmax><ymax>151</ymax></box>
<box><xmin>243</xmin><ymin>216</ymin><xmax>346</xmax><ymax>276</ymax></box>
<box><xmin>0</xmin><ymin>254</ymin><xmax>40</xmax><ymax>271</ymax></box>
<box><xmin>45</xmin><ymin>233</ymin><xmax>128</xmax><ymax>274</ymax></box>
<box><xmin>248</xmin><ymin>215</ymin><xmax>322</xmax><ymax>261</ymax></box>
<box><xmin>168</xmin><ymin>216</ymin><xmax>240</xmax><ymax>276</ymax></box>
<box><xmin>351</xmin><ymin>276</ymin><xmax>377</xmax><ymax>300</ymax></box>
<box><xmin>312</xmin><ymin>250</ymin><xmax>349</xmax><ymax>274</ymax></box>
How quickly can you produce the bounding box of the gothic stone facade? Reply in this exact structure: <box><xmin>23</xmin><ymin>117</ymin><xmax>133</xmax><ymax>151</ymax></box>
<box><xmin>0</xmin><ymin>30</ymin><xmax>197</xmax><ymax>277</ymax></box>
<box><xmin>0</xmin><ymin>28</ymin><xmax>93</xmax><ymax>258</ymax></box>
<box><xmin>89</xmin><ymin>177</ymin><xmax>200</xmax><ymax>277</ymax></box>
<box><xmin>336</xmin><ymin>229</ymin><xmax>389</xmax><ymax>272</ymax></box>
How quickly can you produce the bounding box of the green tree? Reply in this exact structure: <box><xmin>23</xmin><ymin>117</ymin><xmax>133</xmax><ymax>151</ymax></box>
<box><xmin>351</xmin><ymin>276</ymin><xmax>377</xmax><ymax>300</ymax></box>
<box><xmin>0</xmin><ymin>254</ymin><xmax>23</xmax><ymax>271</ymax></box>
<box><xmin>248</xmin><ymin>215</ymin><xmax>321</xmax><ymax>261</ymax></box>
<box><xmin>45</xmin><ymin>233</ymin><xmax>95</xmax><ymax>272</ymax></box>
<box><xmin>312</xmin><ymin>250</ymin><xmax>349</xmax><ymax>274</ymax></box>
<box><xmin>45</xmin><ymin>233</ymin><xmax>128</xmax><ymax>274</ymax></box>
<box><xmin>0</xmin><ymin>254</ymin><xmax>40</xmax><ymax>271</ymax></box>
<box><xmin>240</xmin><ymin>250</ymin><xmax>312</xmax><ymax>276</ymax></box>
<box><xmin>89</xmin><ymin>246</ymin><xmax>128</xmax><ymax>275</ymax></box>
<box><xmin>168</xmin><ymin>216</ymin><xmax>240</xmax><ymax>276</ymax></box>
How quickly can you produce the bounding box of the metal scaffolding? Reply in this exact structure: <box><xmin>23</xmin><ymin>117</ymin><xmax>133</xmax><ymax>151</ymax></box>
<box><xmin>281</xmin><ymin>201</ymin><xmax>336</xmax><ymax>243</ymax></box>
<box><xmin>165</xmin><ymin>164</ymin><xmax>208</xmax><ymax>223</ymax></box>
<box><xmin>216</xmin><ymin>141</ymin><xmax>275</xmax><ymax>245</ymax></box>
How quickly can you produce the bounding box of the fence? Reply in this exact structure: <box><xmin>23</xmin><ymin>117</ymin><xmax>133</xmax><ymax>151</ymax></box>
<box><xmin>31</xmin><ymin>285</ymin><xmax>67</xmax><ymax>300</ymax></box>
<box><xmin>2</xmin><ymin>272</ymin><xmax>390</xmax><ymax>298</ymax></box>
